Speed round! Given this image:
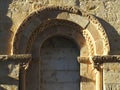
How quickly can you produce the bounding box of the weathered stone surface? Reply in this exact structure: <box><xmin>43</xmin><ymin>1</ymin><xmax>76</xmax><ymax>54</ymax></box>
<box><xmin>0</xmin><ymin>85</ymin><xmax>18</xmax><ymax>90</ymax></box>
<box><xmin>0</xmin><ymin>55</ymin><xmax>31</xmax><ymax>90</ymax></box>
<box><xmin>103</xmin><ymin>63</ymin><xmax>120</xmax><ymax>90</ymax></box>
<box><xmin>8</xmin><ymin>64</ymin><xmax>19</xmax><ymax>80</ymax></box>
<box><xmin>0</xmin><ymin>0</ymin><xmax>120</xmax><ymax>90</ymax></box>
<box><xmin>0</xmin><ymin>0</ymin><xmax>119</xmax><ymax>55</ymax></box>
<box><xmin>104</xmin><ymin>83</ymin><xmax>120</xmax><ymax>90</ymax></box>
<box><xmin>11</xmin><ymin>5</ymin><xmax>110</xmax><ymax>90</ymax></box>
<box><xmin>0</xmin><ymin>62</ymin><xmax>19</xmax><ymax>90</ymax></box>
<box><xmin>68</xmin><ymin>13</ymin><xmax>89</xmax><ymax>28</ymax></box>
<box><xmin>80</xmin><ymin>0</ymin><xmax>120</xmax><ymax>54</ymax></box>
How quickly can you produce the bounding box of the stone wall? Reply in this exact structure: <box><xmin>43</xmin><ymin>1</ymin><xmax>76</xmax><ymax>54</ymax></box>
<box><xmin>0</xmin><ymin>0</ymin><xmax>120</xmax><ymax>54</ymax></box>
<box><xmin>0</xmin><ymin>54</ymin><xmax>31</xmax><ymax>90</ymax></box>
<box><xmin>0</xmin><ymin>0</ymin><xmax>120</xmax><ymax>90</ymax></box>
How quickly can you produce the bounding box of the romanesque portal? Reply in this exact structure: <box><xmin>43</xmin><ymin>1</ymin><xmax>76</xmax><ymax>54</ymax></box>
<box><xmin>0</xmin><ymin>6</ymin><xmax>120</xmax><ymax>90</ymax></box>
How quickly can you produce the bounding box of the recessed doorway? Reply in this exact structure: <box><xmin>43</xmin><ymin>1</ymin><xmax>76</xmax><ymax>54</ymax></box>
<box><xmin>39</xmin><ymin>36</ymin><xmax>80</xmax><ymax>90</ymax></box>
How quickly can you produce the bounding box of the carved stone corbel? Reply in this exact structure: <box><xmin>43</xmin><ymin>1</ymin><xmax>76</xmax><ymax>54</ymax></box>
<box><xmin>78</xmin><ymin>55</ymin><xmax>120</xmax><ymax>90</ymax></box>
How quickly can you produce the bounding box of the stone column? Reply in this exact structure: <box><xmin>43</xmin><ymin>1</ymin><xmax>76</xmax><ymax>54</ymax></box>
<box><xmin>77</xmin><ymin>57</ymin><xmax>96</xmax><ymax>90</ymax></box>
<box><xmin>93</xmin><ymin>55</ymin><xmax>120</xmax><ymax>90</ymax></box>
<box><xmin>78</xmin><ymin>55</ymin><xmax>120</xmax><ymax>90</ymax></box>
<box><xmin>95</xmin><ymin>69</ymin><xmax>102</xmax><ymax>90</ymax></box>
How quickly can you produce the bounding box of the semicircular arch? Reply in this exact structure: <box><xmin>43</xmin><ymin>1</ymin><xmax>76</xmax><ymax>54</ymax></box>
<box><xmin>12</xmin><ymin>5</ymin><xmax>110</xmax><ymax>90</ymax></box>
<box><xmin>13</xmin><ymin>5</ymin><xmax>110</xmax><ymax>59</ymax></box>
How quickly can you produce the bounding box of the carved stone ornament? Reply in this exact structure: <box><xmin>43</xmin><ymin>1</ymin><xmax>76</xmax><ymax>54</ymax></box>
<box><xmin>11</xmin><ymin>5</ymin><xmax>111</xmax><ymax>90</ymax></box>
<box><xmin>93</xmin><ymin>55</ymin><xmax>120</xmax><ymax>70</ymax></box>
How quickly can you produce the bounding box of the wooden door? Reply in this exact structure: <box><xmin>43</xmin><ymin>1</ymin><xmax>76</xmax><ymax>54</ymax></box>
<box><xmin>40</xmin><ymin>36</ymin><xmax>80</xmax><ymax>90</ymax></box>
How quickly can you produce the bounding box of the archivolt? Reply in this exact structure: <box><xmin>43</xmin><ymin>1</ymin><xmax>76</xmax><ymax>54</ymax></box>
<box><xmin>13</xmin><ymin>5</ymin><xmax>110</xmax><ymax>62</ymax></box>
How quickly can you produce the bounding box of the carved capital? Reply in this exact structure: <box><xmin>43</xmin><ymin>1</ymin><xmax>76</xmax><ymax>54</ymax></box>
<box><xmin>77</xmin><ymin>55</ymin><xmax>120</xmax><ymax>70</ymax></box>
<box><xmin>77</xmin><ymin>56</ymin><xmax>90</xmax><ymax>64</ymax></box>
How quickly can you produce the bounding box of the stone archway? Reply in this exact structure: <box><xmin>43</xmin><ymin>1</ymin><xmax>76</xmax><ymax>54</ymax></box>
<box><xmin>25</xmin><ymin>19</ymin><xmax>85</xmax><ymax>90</ymax></box>
<box><xmin>12</xmin><ymin>6</ymin><xmax>110</xmax><ymax>90</ymax></box>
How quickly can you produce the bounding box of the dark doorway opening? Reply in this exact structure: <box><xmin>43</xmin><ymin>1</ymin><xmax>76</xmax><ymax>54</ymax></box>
<box><xmin>40</xmin><ymin>36</ymin><xmax>80</xmax><ymax>90</ymax></box>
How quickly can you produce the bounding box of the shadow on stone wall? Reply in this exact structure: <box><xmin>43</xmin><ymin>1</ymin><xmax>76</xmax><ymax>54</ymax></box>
<box><xmin>0</xmin><ymin>0</ymin><xmax>13</xmax><ymax>54</ymax></box>
<box><xmin>96</xmin><ymin>16</ymin><xmax>120</xmax><ymax>55</ymax></box>
<box><xmin>76</xmin><ymin>0</ymin><xmax>80</xmax><ymax>7</ymax></box>
<box><xmin>0</xmin><ymin>86</ymin><xmax>4</xmax><ymax>90</ymax></box>
<box><xmin>0</xmin><ymin>61</ymin><xmax>19</xmax><ymax>90</ymax></box>
<box><xmin>0</xmin><ymin>0</ymin><xmax>17</xmax><ymax>89</ymax></box>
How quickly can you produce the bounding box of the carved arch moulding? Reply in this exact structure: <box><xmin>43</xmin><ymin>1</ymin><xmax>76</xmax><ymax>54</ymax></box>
<box><xmin>12</xmin><ymin>5</ymin><xmax>112</xmax><ymax>90</ymax></box>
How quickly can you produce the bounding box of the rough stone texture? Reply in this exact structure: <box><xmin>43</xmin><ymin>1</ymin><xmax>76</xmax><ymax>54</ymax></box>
<box><xmin>0</xmin><ymin>0</ymin><xmax>120</xmax><ymax>54</ymax></box>
<box><xmin>0</xmin><ymin>61</ymin><xmax>19</xmax><ymax>90</ymax></box>
<box><xmin>80</xmin><ymin>0</ymin><xmax>120</xmax><ymax>54</ymax></box>
<box><xmin>7</xmin><ymin>0</ymin><xmax>119</xmax><ymax>55</ymax></box>
<box><xmin>0</xmin><ymin>1</ymin><xmax>120</xmax><ymax>53</ymax></box>
<box><xmin>103</xmin><ymin>63</ymin><xmax>120</xmax><ymax>90</ymax></box>
<box><xmin>0</xmin><ymin>0</ymin><xmax>120</xmax><ymax>90</ymax></box>
<box><xmin>0</xmin><ymin>55</ymin><xmax>31</xmax><ymax>90</ymax></box>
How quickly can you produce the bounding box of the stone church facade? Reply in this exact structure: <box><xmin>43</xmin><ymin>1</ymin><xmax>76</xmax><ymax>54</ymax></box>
<box><xmin>0</xmin><ymin>0</ymin><xmax>120</xmax><ymax>90</ymax></box>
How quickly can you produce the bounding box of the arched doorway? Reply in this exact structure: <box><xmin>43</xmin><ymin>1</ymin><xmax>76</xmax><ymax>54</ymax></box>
<box><xmin>25</xmin><ymin>36</ymin><xmax>80</xmax><ymax>90</ymax></box>
<box><xmin>24</xmin><ymin>20</ymin><xmax>84</xmax><ymax>90</ymax></box>
<box><xmin>39</xmin><ymin>36</ymin><xmax>80</xmax><ymax>90</ymax></box>
<box><xmin>13</xmin><ymin>6</ymin><xmax>110</xmax><ymax>90</ymax></box>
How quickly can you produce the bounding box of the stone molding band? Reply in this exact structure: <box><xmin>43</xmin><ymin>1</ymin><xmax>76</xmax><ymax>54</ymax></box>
<box><xmin>78</xmin><ymin>55</ymin><xmax>120</xmax><ymax>70</ymax></box>
<box><xmin>93</xmin><ymin>55</ymin><xmax>120</xmax><ymax>70</ymax></box>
